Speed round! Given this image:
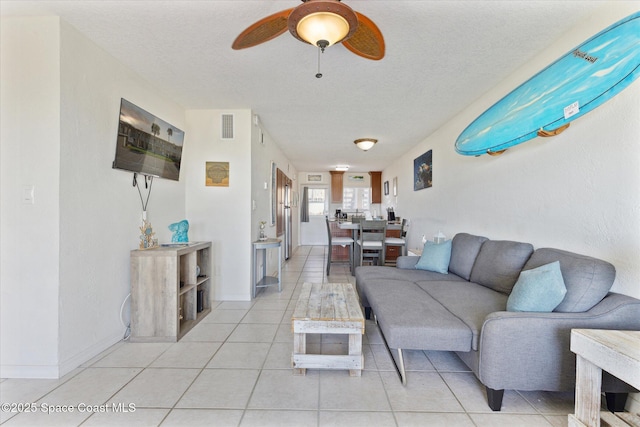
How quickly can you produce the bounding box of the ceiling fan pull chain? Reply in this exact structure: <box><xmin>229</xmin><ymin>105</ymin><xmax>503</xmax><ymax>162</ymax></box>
<box><xmin>316</xmin><ymin>45</ymin><xmax>323</xmax><ymax>79</ymax></box>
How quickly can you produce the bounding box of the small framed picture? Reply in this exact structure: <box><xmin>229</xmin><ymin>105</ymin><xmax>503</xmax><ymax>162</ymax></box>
<box><xmin>205</xmin><ymin>162</ymin><xmax>229</xmax><ymax>187</ymax></box>
<box><xmin>384</xmin><ymin>180</ymin><xmax>389</xmax><ymax>195</ymax></box>
<box><xmin>414</xmin><ymin>150</ymin><xmax>432</xmax><ymax>191</ymax></box>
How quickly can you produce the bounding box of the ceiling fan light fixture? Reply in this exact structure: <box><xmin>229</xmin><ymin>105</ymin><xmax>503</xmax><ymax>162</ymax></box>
<box><xmin>297</xmin><ymin>12</ymin><xmax>348</xmax><ymax>47</ymax></box>
<box><xmin>354</xmin><ymin>138</ymin><xmax>377</xmax><ymax>151</ymax></box>
<box><xmin>289</xmin><ymin>0</ymin><xmax>358</xmax><ymax>48</ymax></box>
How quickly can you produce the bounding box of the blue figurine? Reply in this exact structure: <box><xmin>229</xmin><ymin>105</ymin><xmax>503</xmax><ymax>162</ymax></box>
<box><xmin>168</xmin><ymin>219</ymin><xmax>189</xmax><ymax>243</ymax></box>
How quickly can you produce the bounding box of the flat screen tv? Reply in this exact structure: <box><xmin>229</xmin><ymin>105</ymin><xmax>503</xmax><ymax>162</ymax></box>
<box><xmin>112</xmin><ymin>98</ymin><xmax>184</xmax><ymax>181</ymax></box>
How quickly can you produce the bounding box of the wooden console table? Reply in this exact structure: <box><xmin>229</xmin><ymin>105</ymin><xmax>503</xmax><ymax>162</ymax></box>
<box><xmin>569</xmin><ymin>329</ymin><xmax>640</xmax><ymax>427</ymax></box>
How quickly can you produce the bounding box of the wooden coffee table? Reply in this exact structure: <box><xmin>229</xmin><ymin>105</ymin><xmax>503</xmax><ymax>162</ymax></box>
<box><xmin>291</xmin><ymin>282</ymin><xmax>365</xmax><ymax>376</ymax></box>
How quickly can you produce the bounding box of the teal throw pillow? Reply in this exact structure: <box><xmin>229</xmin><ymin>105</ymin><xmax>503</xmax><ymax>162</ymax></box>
<box><xmin>507</xmin><ymin>261</ymin><xmax>567</xmax><ymax>312</ymax></box>
<box><xmin>415</xmin><ymin>240</ymin><xmax>452</xmax><ymax>274</ymax></box>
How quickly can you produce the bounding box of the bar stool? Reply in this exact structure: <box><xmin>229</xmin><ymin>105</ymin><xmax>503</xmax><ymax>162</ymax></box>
<box><xmin>385</xmin><ymin>218</ymin><xmax>409</xmax><ymax>257</ymax></box>
<box><xmin>356</xmin><ymin>220</ymin><xmax>387</xmax><ymax>267</ymax></box>
<box><xmin>325</xmin><ymin>217</ymin><xmax>354</xmax><ymax>275</ymax></box>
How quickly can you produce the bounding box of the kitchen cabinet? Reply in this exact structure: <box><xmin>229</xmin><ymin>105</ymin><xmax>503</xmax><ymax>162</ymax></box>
<box><xmin>330</xmin><ymin>171</ymin><xmax>344</xmax><ymax>203</ymax></box>
<box><xmin>369</xmin><ymin>171</ymin><xmax>382</xmax><ymax>204</ymax></box>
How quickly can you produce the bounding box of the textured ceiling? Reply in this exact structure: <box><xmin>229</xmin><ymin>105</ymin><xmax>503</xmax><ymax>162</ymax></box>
<box><xmin>1</xmin><ymin>0</ymin><xmax>608</xmax><ymax>172</ymax></box>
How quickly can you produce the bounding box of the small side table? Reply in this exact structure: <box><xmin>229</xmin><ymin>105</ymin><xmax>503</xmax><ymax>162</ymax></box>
<box><xmin>252</xmin><ymin>238</ymin><xmax>282</xmax><ymax>298</ymax></box>
<box><xmin>569</xmin><ymin>329</ymin><xmax>640</xmax><ymax>427</ymax></box>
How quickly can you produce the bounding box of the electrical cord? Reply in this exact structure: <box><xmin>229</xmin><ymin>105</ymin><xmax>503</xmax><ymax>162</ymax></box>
<box><xmin>126</xmin><ymin>173</ymin><xmax>153</xmax><ymax>341</ymax></box>
<box><xmin>120</xmin><ymin>293</ymin><xmax>131</xmax><ymax>340</ymax></box>
<box><xmin>127</xmin><ymin>172</ymin><xmax>154</xmax><ymax>340</ymax></box>
<box><xmin>134</xmin><ymin>173</ymin><xmax>153</xmax><ymax>212</ymax></box>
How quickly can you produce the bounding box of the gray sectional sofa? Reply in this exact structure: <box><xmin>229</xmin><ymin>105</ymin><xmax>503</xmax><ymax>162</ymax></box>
<box><xmin>355</xmin><ymin>232</ymin><xmax>640</xmax><ymax>411</ymax></box>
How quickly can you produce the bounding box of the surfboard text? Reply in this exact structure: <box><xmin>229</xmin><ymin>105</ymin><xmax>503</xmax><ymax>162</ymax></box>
<box><xmin>573</xmin><ymin>49</ymin><xmax>598</xmax><ymax>64</ymax></box>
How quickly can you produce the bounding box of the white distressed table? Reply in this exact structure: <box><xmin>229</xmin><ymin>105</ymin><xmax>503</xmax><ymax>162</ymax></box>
<box><xmin>569</xmin><ymin>329</ymin><xmax>640</xmax><ymax>427</ymax></box>
<box><xmin>291</xmin><ymin>282</ymin><xmax>365</xmax><ymax>376</ymax></box>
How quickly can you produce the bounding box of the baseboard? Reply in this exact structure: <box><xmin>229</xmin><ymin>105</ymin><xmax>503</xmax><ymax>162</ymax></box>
<box><xmin>213</xmin><ymin>294</ymin><xmax>251</xmax><ymax>301</ymax></box>
<box><xmin>1</xmin><ymin>331</ymin><xmax>124</xmax><ymax>379</ymax></box>
<box><xmin>58</xmin><ymin>331</ymin><xmax>124</xmax><ymax>377</ymax></box>
<box><xmin>0</xmin><ymin>364</ymin><xmax>60</xmax><ymax>379</ymax></box>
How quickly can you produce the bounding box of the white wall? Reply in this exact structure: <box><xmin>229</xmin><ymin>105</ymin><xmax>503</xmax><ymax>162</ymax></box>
<box><xmin>382</xmin><ymin>2</ymin><xmax>640</xmax><ymax>300</ymax></box>
<box><xmin>1</xmin><ymin>17</ymin><xmax>62</xmax><ymax>378</ymax></box>
<box><xmin>57</xmin><ymin>21</ymin><xmax>186</xmax><ymax>375</ymax></box>
<box><xmin>181</xmin><ymin>111</ymin><xmax>299</xmax><ymax>301</ymax></box>
<box><xmin>184</xmin><ymin>110</ymin><xmax>253</xmax><ymax>301</ymax></box>
<box><xmin>1</xmin><ymin>17</ymin><xmax>187</xmax><ymax>378</ymax></box>
<box><xmin>250</xmin><ymin>121</ymin><xmax>298</xmax><ymax>273</ymax></box>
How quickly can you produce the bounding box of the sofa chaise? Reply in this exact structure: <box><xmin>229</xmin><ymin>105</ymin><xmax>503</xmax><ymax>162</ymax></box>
<box><xmin>355</xmin><ymin>232</ymin><xmax>640</xmax><ymax>411</ymax></box>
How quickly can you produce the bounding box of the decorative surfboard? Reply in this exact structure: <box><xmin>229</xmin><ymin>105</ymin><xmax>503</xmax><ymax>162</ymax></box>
<box><xmin>455</xmin><ymin>11</ymin><xmax>640</xmax><ymax>156</ymax></box>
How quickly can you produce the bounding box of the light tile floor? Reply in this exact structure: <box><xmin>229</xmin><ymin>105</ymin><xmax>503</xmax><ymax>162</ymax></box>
<box><xmin>1</xmin><ymin>246</ymin><xmax>577</xmax><ymax>426</ymax></box>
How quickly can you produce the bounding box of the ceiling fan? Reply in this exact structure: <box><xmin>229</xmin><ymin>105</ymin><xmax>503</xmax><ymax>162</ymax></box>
<box><xmin>232</xmin><ymin>0</ymin><xmax>385</xmax><ymax>61</ymax></box>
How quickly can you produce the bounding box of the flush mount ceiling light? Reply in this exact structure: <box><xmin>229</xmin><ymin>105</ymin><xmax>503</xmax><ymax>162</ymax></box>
<box><xmin>232</xmin><ymin>0</ymin><xmax>385</xmax><ymax>61</ymax></box>
<box><xmin>354</xmin><ymin>138</ymin><xmax>377</xmax><ymax>151</ymax></box>
<box><xmin>335</xmin><ymin>165</ymin><xmax>350</xmax><ymax>171</ymax></box>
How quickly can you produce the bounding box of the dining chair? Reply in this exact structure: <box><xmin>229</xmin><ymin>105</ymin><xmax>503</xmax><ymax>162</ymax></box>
<box><xmin>325</xmin><ymin>217</ymin><xmax>354</xmax><ymax>275</ymax></box>
<box><xmin>385</xmin><ymin>218</ymin><xmax>409</xmax><ymax>258</ymax></box>
<box><xmin>356</xmin><ymin>220</ymin><xmax>387</xmax><ymax>267</ymax></box>
<box><xmin>350</xmin><ymin>216</ymin><xmax>364</xmax><ymax>241</ymax></box>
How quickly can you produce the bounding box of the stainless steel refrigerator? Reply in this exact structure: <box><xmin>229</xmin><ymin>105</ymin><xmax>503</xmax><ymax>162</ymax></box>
<box><xmin>284</xmin><ymin>183</ymin><xmax>292</xmax><ymax>260</ymax></box>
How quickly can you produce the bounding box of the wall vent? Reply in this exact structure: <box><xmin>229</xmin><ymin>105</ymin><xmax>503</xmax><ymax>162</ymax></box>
<box><xmin>221</xmin><ymin>114</ymin><xmax>234</xmax><ymax>140</ymax></box>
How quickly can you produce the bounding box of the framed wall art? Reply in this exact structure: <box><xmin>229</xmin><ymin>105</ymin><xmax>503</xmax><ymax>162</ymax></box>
<box><xmin>384</xmin><ymin>180</ymin><xmax>389</xmax><ymax>195</ymax></box>
<box><xmin>205</xmin><ymin>162</ymin><xmax>229</xmax><ymax>187</ymax></box>
<box><xmin>413</xmin><ymin>150</ymin><xmax>432</xmax><ymax>191</ymax></box>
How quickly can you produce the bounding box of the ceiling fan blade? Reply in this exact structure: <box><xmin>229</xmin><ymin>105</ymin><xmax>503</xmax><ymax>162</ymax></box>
<box><xmin>232</xmin><ymin>8</ymin><xmax>294</xmax><ymax>50</ymax></box>
<box><xmin>342</xmin><ymin>12</ymin><xmax>385</xmax><ymax>60</ymax></box>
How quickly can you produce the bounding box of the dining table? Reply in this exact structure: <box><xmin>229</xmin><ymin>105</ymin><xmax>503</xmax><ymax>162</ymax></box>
<box><xmin>337</xmin><ymin>220</ymin><xmax>402</xmax><ymax>269</ymax></box>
